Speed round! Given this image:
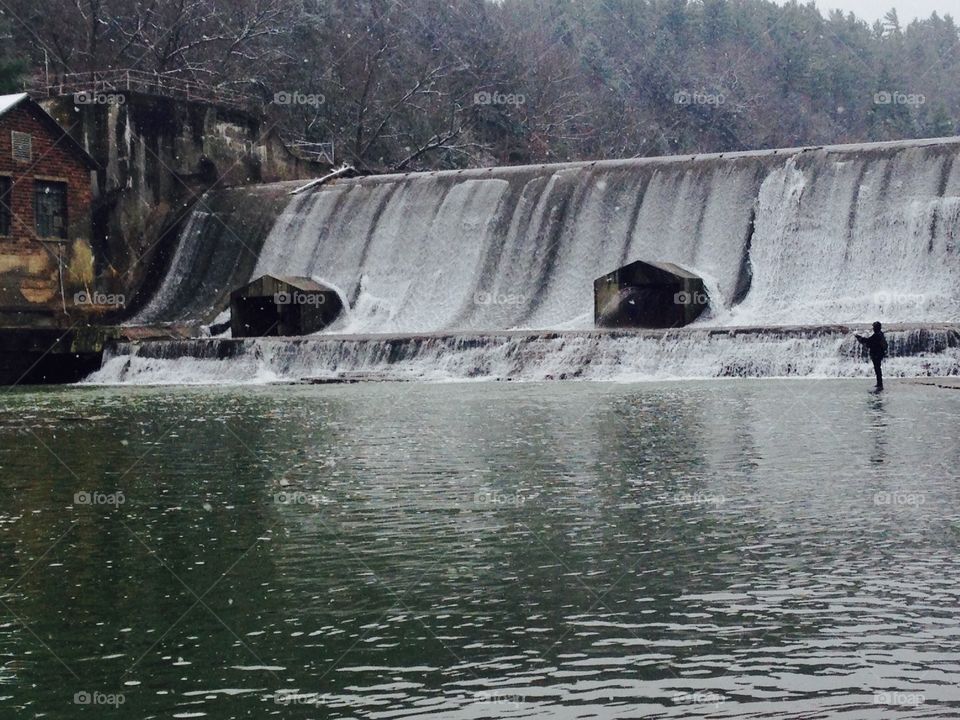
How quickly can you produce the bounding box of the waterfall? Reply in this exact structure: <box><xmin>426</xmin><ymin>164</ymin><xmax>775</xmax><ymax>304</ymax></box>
<box><xmin>108</xmin><ymin>136</ymin><xmax>960</xmax><ymax>383</ymax></box>
<box><xmin>134</xmin><ymin>183</ymin><xmax>296</xmax><ymax>325</ymax></box>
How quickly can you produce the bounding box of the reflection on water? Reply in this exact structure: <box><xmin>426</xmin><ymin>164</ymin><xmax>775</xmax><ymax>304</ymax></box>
<box><xmin>867</xmin><ymin>393</ymin><xmax>889</xmax><ymax>466</ymax></box>
<box><xmin>0</xmin><ymin>380</ymin><xmax>959</xmax><ymax>718</ymax></box>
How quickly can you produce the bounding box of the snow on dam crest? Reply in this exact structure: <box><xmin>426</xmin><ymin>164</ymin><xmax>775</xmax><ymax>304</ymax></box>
<box><xmin>135</xmin><ymin>136</ymin><xmax>960</xmax><ymax>334</ymax></box>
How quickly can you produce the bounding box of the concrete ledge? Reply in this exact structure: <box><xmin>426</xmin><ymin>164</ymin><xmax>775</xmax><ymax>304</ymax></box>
<box><xmin>118</xmin><ymin>321</ymin><xmax>959</xmax><ymax>344</ymax></box>
<box><xmin>900</xmin><ymin>377</ymin><xmax>960</xmax><ymax>390</ymax></box>
<box><xmin>91</xmin><ymin>322</ymin><xmax>960</xmax><ymax>385</ymax></box>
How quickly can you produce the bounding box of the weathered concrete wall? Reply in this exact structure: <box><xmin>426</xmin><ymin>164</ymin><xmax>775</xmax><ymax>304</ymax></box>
<box><xmin>0</xmin><ymin>326</ymin><xmax>117</xmax><ymax>384</ymax></box>
<box><xmin>40</xmin><ymin>93</ymin><xmax>326</xmax><ymax>312</ymax></box>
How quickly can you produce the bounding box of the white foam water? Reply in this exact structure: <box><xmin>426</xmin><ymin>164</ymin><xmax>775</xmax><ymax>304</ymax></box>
<box><xmin>88</xmin><ymin>327</ymin><xmax>960</xmax><ymax>385</ymax></box>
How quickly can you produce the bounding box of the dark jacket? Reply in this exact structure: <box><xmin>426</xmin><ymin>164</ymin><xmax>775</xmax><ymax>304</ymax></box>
<box><xmin>857</xmin><ymin>330</ymin><xmax>888</xmax><ymax>360</ymax></box>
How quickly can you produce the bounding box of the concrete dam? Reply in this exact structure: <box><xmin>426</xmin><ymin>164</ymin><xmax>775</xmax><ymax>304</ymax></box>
<box><xmin>93</xmin><ymin>136</ymin><xmax>960</xmax><ymax>383</ymax></box>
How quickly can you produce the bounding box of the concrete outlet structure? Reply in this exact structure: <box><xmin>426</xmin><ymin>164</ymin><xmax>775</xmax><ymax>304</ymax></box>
<box><xmin>594</xmin><ymin>260</ymin><xmax>707</xmax><ymax>328</ymax></box>
<box><xmin>230</xmin><ymin>275</ymin><xmax>343</xmax><ymax>338</ymax></box>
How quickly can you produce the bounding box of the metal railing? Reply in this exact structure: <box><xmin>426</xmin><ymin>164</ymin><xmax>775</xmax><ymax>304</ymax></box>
<box><xmin>25</xmin><ymin>69</ymin><xmax>256</xmax><ymax>110</ymax></box>
<box><xmin>284</xmin><ymin>140</ymin><xmax>335</xmax><ymax>165</ymax></box>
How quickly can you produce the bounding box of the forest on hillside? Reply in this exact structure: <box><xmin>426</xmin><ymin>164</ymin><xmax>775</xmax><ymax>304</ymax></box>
<box><xmin>3</xmin><ymin>0</ymin><xmax>958</xmax><ymax>172</ymax></box>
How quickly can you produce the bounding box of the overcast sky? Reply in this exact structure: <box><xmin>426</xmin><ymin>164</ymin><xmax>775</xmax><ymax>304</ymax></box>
<box><xmin>774</xmin><ymin>0</ymin><xmax>956</xmax><ymax>24</ymax></box>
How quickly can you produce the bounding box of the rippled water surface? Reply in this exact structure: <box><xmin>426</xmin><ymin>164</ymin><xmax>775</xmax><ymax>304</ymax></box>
<box><xmin>1</xmin><ymin>380</ymin><xmax>959</xmax><ymax>718</ymax></box>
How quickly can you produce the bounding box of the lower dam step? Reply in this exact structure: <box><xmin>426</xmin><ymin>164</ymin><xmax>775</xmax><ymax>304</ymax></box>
<box><xmin>86</xmin><ymin>323</ymin><xmax>960</xmax><ymax>385</ymax></box>
<box><xmin>299</xmin><ymin>371</ymin><xmax>410</xmax><ymax>384</ymax></box>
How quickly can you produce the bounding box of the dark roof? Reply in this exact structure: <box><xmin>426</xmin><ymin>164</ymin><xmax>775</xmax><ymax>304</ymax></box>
<box><xmin>269</xmin><ymin>276</ymin><xmax>331</xmax><ymax>292</ymax></box>
<box><xmin>0</xmin><ymin>93</ymin><xmax>98</xmax><ymax>170</ymax></box>
<box><xmin>233</xmin><ymin>274</ymin><xmax>337</xmax><ymax>296</ymax></box>
<box><xmin>630</xmin><ymin>260</ymin><xmax>701</xmax><ymax>279</ymax></box>
<box><xmin>599</xmin><ymin>259</ymin><xmax>702</xmax><ymax>281</ymax></box>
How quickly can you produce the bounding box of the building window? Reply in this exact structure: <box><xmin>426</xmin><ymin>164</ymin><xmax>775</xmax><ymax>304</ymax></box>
<box><xmin>35</xmin><ymin>181</ymin><xmax>68</xmax><ymax>239</ymax></box>
<box><xmin>11</xmin><ymin>131</ymin><xmax>31</xmax><ymax>162</ymax></box>
<box><xmin>0</xmin><ymin>177</ymin><xmax>10</xmax><ymax>236</ymax></box>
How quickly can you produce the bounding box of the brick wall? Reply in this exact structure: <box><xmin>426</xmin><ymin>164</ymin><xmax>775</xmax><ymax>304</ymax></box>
<box><xmin>0</xmin><ymin>102</ymin><xmax>94</xmax><ymax>323</ymax></box>
<box><xmin>0</xmin><ymin>103</ymin><xmax>92</xmax><ymax>243</ymax></box>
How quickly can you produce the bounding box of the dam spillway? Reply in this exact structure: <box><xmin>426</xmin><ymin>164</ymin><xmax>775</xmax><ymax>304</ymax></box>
<box><xmin>106</xmin><ymin>136</ymin><xmax>960</xmax><ymax>384</ymax></box>
<box><xmin>90</xmin><ymin>325</ymin><xmax>960</xmax><ymax>385</ymax></box>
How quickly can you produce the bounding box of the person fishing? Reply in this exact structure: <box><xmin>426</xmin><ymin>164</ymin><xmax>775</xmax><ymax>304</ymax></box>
<box><xmin>855</xmin><ymin>321</ymin><xmax>888</xmax><ymax>391</ymax></box>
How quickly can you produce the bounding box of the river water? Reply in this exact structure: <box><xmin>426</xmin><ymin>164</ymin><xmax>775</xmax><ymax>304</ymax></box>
<box><xmin>1</xmin><ymin>379</ymin><xmax>958</xmax><ymax>718</ymax></box>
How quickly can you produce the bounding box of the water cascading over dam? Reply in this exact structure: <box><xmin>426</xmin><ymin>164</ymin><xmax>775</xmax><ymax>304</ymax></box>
<box><xmin>94</xmin><ymin>137</ymin><xmax>960</xmax><ymax>383</ymax></box>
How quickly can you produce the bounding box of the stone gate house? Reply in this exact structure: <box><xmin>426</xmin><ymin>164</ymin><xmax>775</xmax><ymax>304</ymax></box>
<box><xmin>0</xmin><ymin>93</ymin><xmax>97</xmax><ymax>326</ymax></box>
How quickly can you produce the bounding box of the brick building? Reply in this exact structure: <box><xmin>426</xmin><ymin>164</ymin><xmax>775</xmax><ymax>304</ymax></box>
<box><xmin>0</xmin><ymin>93</ymin><xmax>97</xmax><ymax>326</ymax></box>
